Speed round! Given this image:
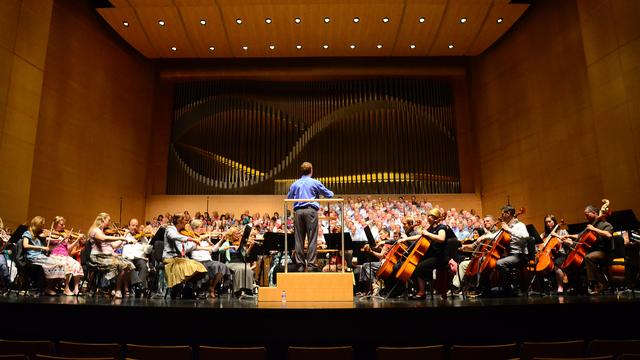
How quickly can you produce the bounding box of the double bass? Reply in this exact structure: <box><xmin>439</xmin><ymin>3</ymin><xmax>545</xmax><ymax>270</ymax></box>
<box><xmin>478</xmin><ymin>207</ymin><xmax>525</xmax><ymax>273</ymax></box>
<box><xmin>561</xmin><ymin>199</ymin><xmax>610</xmax><ymax>273</ymax></box>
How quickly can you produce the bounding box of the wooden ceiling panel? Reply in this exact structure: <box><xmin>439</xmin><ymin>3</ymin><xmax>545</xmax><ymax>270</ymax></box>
<box><xmin>467</xmin><ymin>2</ymin><xmax>529</xmax><ymax>56</ymax></box>
<box><xmin>95</xmin><ymin>0</ymin><xmax>529</xmax><ymax>58</ymax></box>
<box><xmin>135</xmin><ymin>6</ymin><xmax>195</xmax><ymax>58</ymax></box>
<box><xmin>392</xmin><ymin>0</ymin><xmax>446</xmax><ymax>56</ymax></box>
<box><xmin>97</xmin><ymin>8</ymin><xmax>158</xmax><ymax>58</ymax></box>
<box><xmin>429</xmin><ymin>0</ymin><xmax>492</xmax><ymax>56</ymax></box>
<box><xmin>178</xmin><ymin>6</ymin><xmax>233</xmax><ymax>58</ymax></box>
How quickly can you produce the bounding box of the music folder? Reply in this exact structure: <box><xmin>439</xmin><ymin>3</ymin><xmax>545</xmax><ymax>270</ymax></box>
<box><xmin>324</xmin><ymin>232</ymin><xmax>354</xmax><ymax>251</ymax></box>
<box><xmin>262</xmin><ymin>232</ymin><xmax>295</xmax><ymax>253</ymax></box>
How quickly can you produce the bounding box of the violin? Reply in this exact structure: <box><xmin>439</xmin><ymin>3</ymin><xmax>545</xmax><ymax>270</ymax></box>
<box><xmin>561</xmin><ymin>199</ymin><xmax>610</xmax><ymax>273</ymax></box>
<box><xmin>478</xmin><ymin>207</ymin><xmax>525</xmax><ymax>274</ymax></box>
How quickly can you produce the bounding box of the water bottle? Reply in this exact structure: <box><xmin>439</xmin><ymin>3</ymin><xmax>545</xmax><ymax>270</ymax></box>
<box><xmin>281</xmin><ymin>290</ymin><xmax>286</xmax><ymax>303</ymax></box>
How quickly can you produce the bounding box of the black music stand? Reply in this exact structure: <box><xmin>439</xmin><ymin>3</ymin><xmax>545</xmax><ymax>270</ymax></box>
<box><xmin>323</xmin><ymin>233</ymin><xmax>354</xmax><ymax>271</ymax></box>
<box><xmin>358</xmin><ymin>226</ymin><xmax>384</xmax><ymax>300</ymax></box>
<box><xmin>263</xmin><ymin>232</ymin><xmax>296</xmax><ymax>282</ymax></box>
<box><xmin>238</xmin><ymin>225</ymin><xmax>254</xmax><ymax>299</ymax></box>
<box><xmin>608</xmin><ymin>209</ymin><xmax>640</xmax><ymax>232</ymax></box>
<box><xmin>257</xmin><ymin>232</ymin><xmax>291</xmax><ymax>285</ymax></box>
<box><xmin>8</xmin><ymin>224</ymin><xmax>28</xmax><ymax>244</ymax></box>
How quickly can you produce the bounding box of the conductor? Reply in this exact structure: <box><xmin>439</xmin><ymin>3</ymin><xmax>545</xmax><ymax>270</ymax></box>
<box><xmin>287</xmin><ymin>162</ymin><xmax>334</xmax><ymax>272</ymax></box>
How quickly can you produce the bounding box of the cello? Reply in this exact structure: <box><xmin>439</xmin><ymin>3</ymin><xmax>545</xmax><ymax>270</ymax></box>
<box><xmin>561</xmin><ymin>199</ymin><xmax>611</xmax><ymax>273</ymax></box>
<box><xmin>376</xmin><ymin>238</ymin><xmax>412</xmax><ymax>279</ymax></box>
<box><xmin>464</xmin><ymin>234</ymin><xmax>495</xmax><ymax>277</ymax></box>
<box><xmin>534</xmin><ymin>222</ymin><xmax>562</xmax><ymax>274</ymax></box>
<box><xmin>478</xmin><ymin>207</ymin><xmax>525</xmax><ymax>274</ymax></box>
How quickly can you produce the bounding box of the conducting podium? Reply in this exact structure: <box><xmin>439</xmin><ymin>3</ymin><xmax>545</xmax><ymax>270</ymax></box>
<box><xmin>258</xmin><ymin>198</ymin><xmax>353</xmax><ymax>302</ymax></box>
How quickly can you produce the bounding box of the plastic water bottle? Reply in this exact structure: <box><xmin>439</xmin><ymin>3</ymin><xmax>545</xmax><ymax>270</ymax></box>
<box><xmin>281</xmin><ymin>290</ymin><xmax>286</xmax><ymax>303</ymax></box>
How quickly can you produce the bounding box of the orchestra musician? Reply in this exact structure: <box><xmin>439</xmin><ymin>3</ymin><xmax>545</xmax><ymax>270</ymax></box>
<box><xmin>47</xmin><ymin>216</ymin><xmax>84</xmax><ymax>296</ymax></box>
<box><xmin>360</xmin><ymin>228</ymin><xmax>393</xmax><ymax>296</ymax></box>
<box><xmin>0</xmin><ymin>217</ymin><xmax>13</xmax><ymax>293</ymax></box>
<box><xmin>189</xmin><ymin>219</ymin><xmax>230</xmax><ymax>299</ymax></box>
<box><xmin>87</xmin><ymin>212</ymin><xmax>135</xmax><ymax>299</ymax></box>
<box><xmin>539</xmin><ymin>215</ymin><xmax>569</xmax><ymax>294</ymax></box>
<box><xmin>122</xmin><ymin>218</ymin><xmax>151</xmax><ymax>297</ymax></box>
<box><xmin>455</xmin><ymin>215</ymin><xmax>498</xmax><ymax>291</ymax></box>
<box><xmin>162</xmin><ymin>213</ymin><xmax>207</xmax><ymax>299</ymax></box>
<box><xmin>559</xmin><ymin>204</ymin><xmax>613</xmax><ymax>295</ymax></box>
<box><xmin>219</xmin><ymin>226</ymin><xmax>257</xmax><ymax>297</ymax></box>
<box><xmin>409</xmin><ymin>208</ymin><xmax>456</xmax><ymax>300</ymax></box>
<box><xmin>21</xmin><ymin>216</ymin><xmax>67</xmax><ymax>296</ymax></box>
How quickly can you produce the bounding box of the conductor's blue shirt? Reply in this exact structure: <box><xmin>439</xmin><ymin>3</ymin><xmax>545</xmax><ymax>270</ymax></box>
<box><xmin>287</xmin><ymin>175</ymin><xmax>334</xmax><ymax>210</ymax></box>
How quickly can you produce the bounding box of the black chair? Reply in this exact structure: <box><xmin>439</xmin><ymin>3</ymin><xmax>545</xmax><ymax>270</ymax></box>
<box><xmin>520</xmin><ymin>340</ymin><xmax>586</xmax><ymax>360</ymax></box>
<box><xmin>56</xmin><ymin>341</ymin><xmax>122</xmax><ymax>359</ymax></box>
<box><xmin>10</xmin><ymin>238</ymin><xmax>45</xmax><ymax>296</ymax></box>
<box><xmin>0</xmin><ymin>340</ymin><xmax>55</xmax><ymax>358</ymax></box>
<box><xmin>450</xmin><ymin>343</ymin><xmax>518</xmax><ymax>360</ymax></box>
<box><xmin>125</xmin><ymin>344</ymin><xmax>191</xmax><ymax>360</ymax></box>
<box><xmin>78</xmin><ymin>240</ymin><xmax>108</xmax><ymax>296</ymax></box>
<box><xmin>287</xmin><ymin>346</ymin><xmax>352</xmax><ymax>360</ymax></box>
<box><xmin>588</xmin><ymin>339</ymin><xmax>640</xmax><ymax>357</ymax></box>
<box><xmin>198</xmin><ymin>345</ymin><xmax>266</xmax><ymax>360</ymax></box>
<box><xmin>376</xmin><ymin>345</ymin><xmax>444</xmax><ymax>360</ymax></box>
<box><xmin>430</xmin><ymin>238</ymin><xmax>462</xmax><ymax>299</ymax></box>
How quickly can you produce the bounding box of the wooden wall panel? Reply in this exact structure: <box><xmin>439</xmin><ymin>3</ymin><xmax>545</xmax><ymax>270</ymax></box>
<box><xmin>26</xmin><ymin>0</ymin><xmax>155</xmax><ymax>229</ymax></box>
<box><xmin>470</xmin><ymin>0</ymin><xmax>640</xmax><ymax>226</ymax></box>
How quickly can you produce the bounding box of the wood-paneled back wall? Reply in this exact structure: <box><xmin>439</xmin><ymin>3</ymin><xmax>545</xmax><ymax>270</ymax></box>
<box><xmin>470</xmin><ymin>0</ymin><xmax>640</xmax><ymax>226</ymax></box>
<box><xmin>0</xmin><ymin>0</ymin><xmax>53</xmax><ymax>228</ymax></box>
<box><xmin>22</xmin><ymin>0</ymin><xmax>155</xmax><ymax>229</ymax></box>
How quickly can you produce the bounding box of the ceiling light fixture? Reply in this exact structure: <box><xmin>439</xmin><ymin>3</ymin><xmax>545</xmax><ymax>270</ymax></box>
<box><xmin>410</xmin><ymin>44</ymin><xmax>416</xmax><ymax>49</ymax></box>
<box><xmin>448</xmin><ymin>44</ymin><xmax>454</xmax><ymax>49</ymax></box>
<box><xmin>158</xmin><ymin>20</ymin><xmax>165</xmax><ymax>26</ymax></box>
<box><xmin>200</xmin><ymin>19</ymin><xmax>206</xmax><ymax>25</ymax></box>
<box><xmin>497</xmin><ymin>17</ymin><xmax>504</xmax><ymax>24</ymax></box>
<box><xmin>353</xmin><ymin>17</ymin><xmax>360</xmax><ymax>23</ymax></box>
<box><xmin>296</xmin><ymin>45</ymin><xmax>302</xmax><ymax>49</ymax></box>
<box><xmin>294</xmin><ymin>17</ymin><xmax>301</xmax><ymax>24</ymax></box>
<box><xmin>377</xmin><ymin>44</ymin><xmax>383</xmax><ymax>49</ymax></box>
<box><xmin>122</xmin><ymin>21</ymin><xmax>129</xmax><ymax>27</ymax></box>
<box><xmin>350</xmin><ymin>44</ymin><xmax>356</xmax><ymax>49</ymax></box>
<box><xmin>382</xmin><ymin>17</ymin><xmax>389</xmax><ymax>23</ymax></box>
<box><xmin>460</xmin><ymin>17</ymin><xmax>467</xmax><ymax>24</ymax></box>
<box><xmin>265</xmin><ymin>18</ymin><xmax>272</xmax><ymax>24</ymax></box>
<box><xmin>242</xmin><ymin>46</ymin><xmax>248</xmax><ymax>50</ymax></box>
<box><xmin>170</xmin><ymin>46</ymin><xmax>177</xmax><ymax>51</ymax></box>
<box><xmin>269</xmin><ymin>45</ymin><xmax>275</xmax><ymax>50</ymax></box>
<box><xmin>236</xmin><ymin>18</ymin><xmax>242</xmax><ymax>24</ymax></box>
<box><xmin>418</xmin><ymin>17</ymin><xmax>425</xmax><ymax>23</ymax></box>
<box><xmin>209</xmin><ymin>46</ymin><xmax>215</xmax><ymax>51</ymax></box>
<box><xmin>324</xmin><ymin>17</ymin><xmax>331</xmax><ymax>23</ymax></box>
<box><xmin>322</xmin><ymin>44</ymin><xmax>329</xmax><ymax>49</ymax></box>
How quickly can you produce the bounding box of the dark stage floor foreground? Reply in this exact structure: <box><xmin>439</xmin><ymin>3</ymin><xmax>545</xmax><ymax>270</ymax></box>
<box><xmin>3</xmin><ymin>291</ymin><xmax>640</xmax><ymax>360</ymax></box>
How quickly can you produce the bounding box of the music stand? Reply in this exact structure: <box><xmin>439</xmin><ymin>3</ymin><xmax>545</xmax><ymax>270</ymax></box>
<box><xmin>526</xmin><ymin>224</ymin><xmax>543</xmax><ymax>245</ymax></box>
<box><xmin>323</xmin><ymin>233</ymin><xmax>354</xmax><ymax>271</ymax></box>
<box><xmin>8</xmin><ymin>224</ymin><xmax>28</xmax><ymax>244</ymax></box>
<box><xmin>238</xmin><ymin>225</ymin><xmax>254</xmax><ymax>299</ymax></box>
<box><xmin>149</xmin><ymin>226</ymin><xmax>165</xmax><ymax>246</ymax></box>
<box><xmin>358</xmin><ymin>226</ymin><xmax>384</xmax><ymax>300</ymax></box>
<box><xmin>567</xmin><ymin>222</ymin><xmax>588</xmax><ymax>235</ymax></box>
<box><xmin>608</xmin><ymin>209</ymin><xmax>640</xmax><ymax>232</ymax></box>
<box><xmin>262</xmin><ymin>232</ymin><xmax>295</xmax><ymax>253</ymax></box>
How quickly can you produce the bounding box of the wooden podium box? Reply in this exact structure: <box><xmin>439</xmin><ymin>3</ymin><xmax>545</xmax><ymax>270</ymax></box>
<box><xmin>258</xmin><ymin>272</ymin><xmax>354</xmax><ymax>302</ymax></box>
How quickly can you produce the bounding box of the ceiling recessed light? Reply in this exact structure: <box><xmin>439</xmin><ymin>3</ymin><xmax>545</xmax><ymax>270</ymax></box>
<box><xmin>158</xmin><ymin>20</ymin><xmax>165</xmax><ymax>26</ymax></box>
<box><xmin>242</xmin><ymin>46</ymin><xmax>248</xmax><ymax>50</ymax></box>
<box><xmin>170</xmin><ymin>46</ymin><xmax>177</xmax><ymax>51</ymax></box>
<box><xmin>324</xmin><ymin>17</ymin><xmax>331</xmax><ymax>23</ymax></box>
<box><xmin>350</xmin><ymin>44</ymin><xmax>356</xmax><ymax>49</ymax></box>
<box><xmin>322</xmin><ymin>44</ymin><xmax>329</xmax><ymax>49</ymax></box>
<box><xmin>497</xmin><ymin>17</ymin><xmax>504</xmax><ymax>24</ymax></box>
<box><xmin>122</xmin><ymin>21</ymin><xmax>129</xmax><ymax>27</ymax></box>
<box><xmin>296</xmin><ymin>44</ymin><xmax>302</xmax><ymax>49</ymax></box>
<box><xmin>294</xmin><ymin>17</ymin><xmax>301</xmax><ymax>24</ymax></box>
<box><xmin>410</xmin><ymin>44</ymin><xmax>416</xmax><ymax>49</ymax></box>
<box><xmin>419</xmin><ymin>17</ymin><xmax>425</xmax><ymax>23</ymax></box>
<box><xmin>200</xmin><ymin>19</ymin><xmax>206</xmax><ymax>25</ymax></box>
<box><xmin>236</xmin><ymin>18</ymin><xmax>243</xmax><ymax>24</ymax></box>
<box><xmin>265</xmin><ymin>18</ymin><xmax>272</xmax><ymax>24</ymax></box>
<box><xmin>377</xmin><ymin>44</ymin><xmax>383</xmax><ymax>49</ymax></box>
<box><xmin>269</xmin><ymin>45</ymin><xmax>275</xmax><ymax>50</ymax></box>
<box><xmin>353</xmin><ymin>17</ymin><xmax>360</xmax><ymax>23</ymax></box>
<box><xmin>448</xmin><ymin>44</ymin><xmax>454</xmax><ymax>49</ymax></box>
<box><xmin>208</xmin><ymin>46</ymin><xmax>215</xmax><ymax>51</ymax></box>
<box><xmin>382</xmin><ymin>17</ymin><xmax>389</xmax><ymax>23</ymax></box>
<box><xmin>460</xmin><ymin>17</ymin><xmax>467</xmax><ymax>24</ymax></box>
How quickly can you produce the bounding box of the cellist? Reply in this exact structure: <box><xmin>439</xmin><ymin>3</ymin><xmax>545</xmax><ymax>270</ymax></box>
<box><xmin>559</xmin><ymin>204</ymin><xmax>613</xmax><ymax>295</ymax></box>
<box><xmin>409</xmin><ymin>208</ymin><xmax>456</xmax><ymax>300</ymax></box>
<box><xmin>478</xmin><ymin>205</ymin><xmax>529</xmax><ymax>297</ymax></box>
<box><xmin>455</xmin><ymin>215</ymin><xmax>498</xmax><ymax>292</ymax></box>
<box><xmin>538</xmin><ymin>215</ymin><xmax>569</xmax><ymax>294</ymax></box>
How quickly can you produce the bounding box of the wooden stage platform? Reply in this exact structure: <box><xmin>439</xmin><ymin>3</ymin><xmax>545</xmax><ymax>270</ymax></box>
<box><xmin>3</xmin><ymin>291</ymin><xmax>640</xmax><ymax>359</ymax></box>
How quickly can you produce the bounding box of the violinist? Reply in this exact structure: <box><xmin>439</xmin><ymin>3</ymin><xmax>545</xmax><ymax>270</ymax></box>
<box><xmin>21</xmin><ymin>216</ymin><xmax>67</xmax><ymax>296</ymax></box>
<box><xmin>122</xmin><ymin>218</ymin><xmax>151</xmax><ymax>297</ymax></box>
<box><xmin>539</xmin><ymin>215</ymin><xmax>569</xmax><ymax>294</ymax></box>
<box><xmin>219</xmin><ymin>226</ymin><xmax>256</xmax><ymax>297</ymax></box>
<box><xmin>87</xmin><ymin>212</ymin><xmax>135</xmax><ymax>299</ymax></box>
<box><xmin>409</xmin><ymin>208</ymin><xmax>455</xmax><ymax>300</ymax></box>
<box><xmin>189</xmin><ymin>219</ymin><xmax>230</xmax><ymax>299</ymax></box>
<box><xmin>162</xmin><ymin>213</ymin><xmax>207</xmax><ymax>299</ymax></box>
<box><xmin>0</xmin><ymin>217</ymin><xmax>13</xmax><ymax>293</ymax></box>
<box><xmin>560</xmin><ymin>204</ymin><xmax>613</xmax><ymax>295</ymax></box>
<box><xmin>47</xmin><ymin>216</ymin><xmax>84</xmax><ymax>296</ymax></box>
<box><xmin>360</xmin><ymin>229</ymin><xmax>393</xmax><ymax>296</ymax></box>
